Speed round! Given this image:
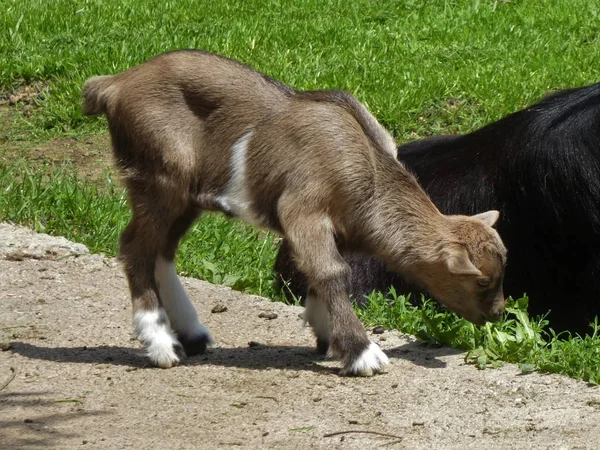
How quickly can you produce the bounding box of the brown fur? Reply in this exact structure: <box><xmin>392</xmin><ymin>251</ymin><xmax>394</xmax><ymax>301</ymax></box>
<box><xmin>82</xmin><ymin>50</ymin><xmax>507</xmax><ymax>375</ymax></box>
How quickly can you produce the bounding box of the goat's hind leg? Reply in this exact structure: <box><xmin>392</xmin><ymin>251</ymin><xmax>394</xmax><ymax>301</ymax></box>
<box><xmin>119</xmin><ymin>212</ymin><xmax>185</xmax><ymax>368</ymax></box>
<box><xmin>155</xmin><ymin>207</ymin><xmax>213</xmax><ymax>356</ymax></box>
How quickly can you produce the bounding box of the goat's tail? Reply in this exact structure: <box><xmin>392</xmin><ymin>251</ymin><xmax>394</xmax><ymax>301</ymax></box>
<box><xmin>82</xmin><ymin>75</ymin><xmax>117</xmax><ymax>116</ymax></box>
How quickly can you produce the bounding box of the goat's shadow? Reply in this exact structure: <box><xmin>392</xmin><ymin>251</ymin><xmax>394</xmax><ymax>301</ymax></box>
<box><xmin>386</xmin><ymin>341</ymin><xmax>462</xmax><ymax>368</ymax></box>
<box><xmin>9</xmin><ymin>339</ymin><xmax>462</xmax><ymax>372</ymax></box>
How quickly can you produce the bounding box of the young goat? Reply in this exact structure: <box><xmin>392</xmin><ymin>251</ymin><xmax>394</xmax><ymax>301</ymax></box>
<box><xmin>275</xmin><ymin>84</ymin><xmax>600</xmax><ymax>335</ymax></box>
<box><xmin>82</xmin><ymin>50</ymin><xmax>507</xmax><ymax>376</ymax></box>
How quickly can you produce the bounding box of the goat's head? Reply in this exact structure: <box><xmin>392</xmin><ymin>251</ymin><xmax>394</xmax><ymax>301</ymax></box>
<box><xmin>419</xmin><ymin>210</ymin><xmax>507</xmax><ymax>325</ymax></box>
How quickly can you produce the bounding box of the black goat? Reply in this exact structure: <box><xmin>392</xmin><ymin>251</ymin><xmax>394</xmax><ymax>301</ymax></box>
<box><xmin>275</xmin><ymin>83</ymin><xmax>600</xmax><ymax>335</ymax></box>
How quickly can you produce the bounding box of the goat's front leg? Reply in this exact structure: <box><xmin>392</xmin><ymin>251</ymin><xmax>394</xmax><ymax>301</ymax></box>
<box><xmin>284</xmin><ymin>214</ymin><xmax>389</xmax><ymax>376</ymax></box>
<box><xmin>312</xmin><ymin>262</ymin><xmax>389</xmax><ymax>376</ymax></box>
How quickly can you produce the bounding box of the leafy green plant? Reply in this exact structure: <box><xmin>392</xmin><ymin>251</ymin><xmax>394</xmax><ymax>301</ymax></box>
<box><xmin>357</xmin><ymin>289</ymin><xmax>600</xmax><ymax>383</ymax></box>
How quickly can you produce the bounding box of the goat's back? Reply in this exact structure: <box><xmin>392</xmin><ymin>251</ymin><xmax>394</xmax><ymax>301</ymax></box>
<box><xmin>83</xmin><ymin>50</ymin><xmax>292</xmax><ymax>116</ymax></box>
<box><xmin>276</xmin><ymin>82</ymin><xmax>600</xmax><ymax>334</ymax></box>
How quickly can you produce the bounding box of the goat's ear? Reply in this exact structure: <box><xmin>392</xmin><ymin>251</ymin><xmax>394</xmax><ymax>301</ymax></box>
<box><xmin>446</xmin><ymin>247</ymin><xmax>482</xmax><ymax>276</ymax></box>
<box><xmin>472</xmin><ymin>210</ymin><xmax>500</xmax><ymax>227</ymax></box>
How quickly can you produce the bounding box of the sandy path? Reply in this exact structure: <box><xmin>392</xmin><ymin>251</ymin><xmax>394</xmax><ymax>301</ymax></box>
<box><xmin>1</xmin><ymin>224</ymin><xmax>599</xmax><ymax>449</ymax></box>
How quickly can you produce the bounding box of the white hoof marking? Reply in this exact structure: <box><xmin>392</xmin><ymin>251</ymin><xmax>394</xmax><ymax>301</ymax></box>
<box><xmin>155</xmin><ymin>257</ymin><xmax>213</xmax><ymax>344</ymax></box>
<box><xmin>133</xmin><ymin>309</ymin><xmax>182</xmax><ymax>368</ymax></box>
<box><xmin>342</xmin><ymin>342</ymin><xmax>390</xmax><ymax>377</ymax></box>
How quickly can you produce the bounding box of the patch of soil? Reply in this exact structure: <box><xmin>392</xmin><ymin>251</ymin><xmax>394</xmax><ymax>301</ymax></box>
<box><xmin>1</xmin><ymin>95</ymin><xmax>114</xmax><ymax>182</ymax></box>
<box><xmin>0</xmin><ymin>81</ymin><xmax>50</xmax><ymax>107</ymax></box>
<box><xmin>1</xmin><ymin>131</ymin><xmax>113</xmax><ymax>182</ymax></box>
<box><xmin>1</xmin><ymin>224</ymin><xmax>599</xmax><ymax>449</ymax></box>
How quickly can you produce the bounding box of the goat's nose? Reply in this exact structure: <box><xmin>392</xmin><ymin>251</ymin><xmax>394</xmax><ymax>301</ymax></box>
<box><xmin>484</xmin><ymin>310</ymin><xmax>501</xmax><ymax>323</ymax></box>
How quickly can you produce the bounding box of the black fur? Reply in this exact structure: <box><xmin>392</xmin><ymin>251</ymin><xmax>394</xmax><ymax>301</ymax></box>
<box><xmin>178</xmin><ymin>333</ymin><xmax>210</xmax><ymax>357</ymax></box>
<box><xmin>275</xmin><ymin>83</ymin><xmax>600</xmax><ymax>335</ymax></box>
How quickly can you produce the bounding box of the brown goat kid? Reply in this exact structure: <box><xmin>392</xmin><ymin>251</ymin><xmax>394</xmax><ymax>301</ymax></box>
<box><xmin>82</xmin><ymin>50</ymin><xmax>507</xmax><ymax>376</ymax></box>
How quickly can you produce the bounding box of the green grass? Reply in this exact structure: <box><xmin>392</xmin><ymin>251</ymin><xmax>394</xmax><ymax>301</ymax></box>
<box><xmin>358</xmin><ymin>290</ymin><xmax>600</xmax><ymax>384</ymax></box>
<box><xmin>2</xmin><ymin>161</ymin><xmax>600</xmax><ymax>384</ymax></box>
<box><xmin>1</xmin><ymin>0</ymin><xmax>600</xmax><ymax>140</ymax></box>
<box><xmin>0</xmin><ymin>161</ymin><xmax>279</xmax><ymax>298</ymax></box>
<box><xmin>1</xmin><ymin>0</ymin><xmax>600</xmax><ymax>383</ymax></box>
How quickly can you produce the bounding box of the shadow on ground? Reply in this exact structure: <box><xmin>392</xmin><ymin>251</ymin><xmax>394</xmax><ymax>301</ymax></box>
<box><xmin>10</xmin><ymin>340</ymin><xmax>462</xmax><ymax>372</ymax></box>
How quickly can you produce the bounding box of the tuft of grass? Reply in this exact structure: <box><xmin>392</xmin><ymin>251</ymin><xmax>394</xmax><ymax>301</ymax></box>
<box><xmin>0</xmin><ymin>160</ymin><xmax>128</xmax><ymax>255</ymax></box>
<box><xmin>357</xmin><ymin>288</ymin><xmax>600</xmax><ymax>384</ymax></box>
<box><xmin>177</xmin><ymin>217</ymin><xmax>279</xmax><ymax>297</ymax></box>
<box><xmin>0</xmin><ymin>161</ymin><xmax>279</xmax><ymax>298</ymax></box>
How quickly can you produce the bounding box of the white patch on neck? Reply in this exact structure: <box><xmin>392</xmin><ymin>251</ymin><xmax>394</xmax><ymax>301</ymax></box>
<box><xmin>154</xmin><ymin>257</ymin><xmax>213</xmax><ymax>343</ymax></box>
<box><xmin>217</xmin><ymin>129</ymin><xmax>263</xmax><ymax>226</ymax></box>
<box><xmin>133</xmin><ymin>309</ymin><xmax>181</xmax><ymax>368</ymax></box>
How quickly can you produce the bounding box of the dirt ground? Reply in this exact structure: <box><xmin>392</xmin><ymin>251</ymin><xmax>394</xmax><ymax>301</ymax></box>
<box><xmin>1</xmin><ymin>224</ymin><xmax>599</xmax><ymax>449</ymax></box>
<box><xmin>0</xmin><ymin>104</ymin><xmax>112</xmax><ymax>182</ymax></box>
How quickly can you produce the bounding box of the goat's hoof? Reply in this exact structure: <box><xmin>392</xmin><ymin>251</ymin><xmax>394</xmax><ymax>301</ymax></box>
<box><xmin>179</xmin><ymin>332</ymin><xmax>213</xmax><ymax>356</ymax></box>
<box><xmin>148</xmin><ymin>340</ymin><xmax>186</xmax><ymax>368</ymax></box>
<box><xmin>340</xmin><ymin>342</ymin><xmax>390</xmax><ymax>377</ymax></box>
<box><xmin>316</xmin><ymin>337</ymin><xmax>329</xmax><ymax>355</ymax></box>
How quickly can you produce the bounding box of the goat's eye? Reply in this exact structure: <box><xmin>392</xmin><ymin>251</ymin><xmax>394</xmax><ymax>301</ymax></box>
<box><xmin>477</xmin><ymin>278</ymin><xmax>490</xmax><ymax>288</ymax></box>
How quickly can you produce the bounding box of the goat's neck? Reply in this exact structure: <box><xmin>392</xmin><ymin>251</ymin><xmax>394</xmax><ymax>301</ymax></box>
<box><xmin>362</xmin><ymin>155</ymin><xmax>450</xmax><ymax>272</ymax></box>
